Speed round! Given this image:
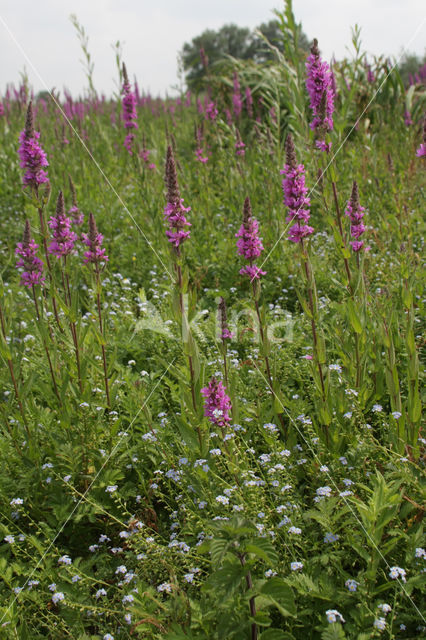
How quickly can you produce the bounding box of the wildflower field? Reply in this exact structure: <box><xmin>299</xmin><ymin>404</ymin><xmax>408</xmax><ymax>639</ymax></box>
<box><xmin>0</xmin><ymin>3</ymin><xmax>425</xmax><ymax>639</ymax></box>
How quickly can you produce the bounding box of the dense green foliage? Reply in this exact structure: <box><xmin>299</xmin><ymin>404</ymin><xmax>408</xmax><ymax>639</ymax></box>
<box><xmin>180</xmin><ymin>19</ymin><xmax>309</xmax><ymax>91</ymax></box>
<box><xmin>0</xmin><ymin>3</ymin><xmax>425</xmax><ymax>639</ymax></box>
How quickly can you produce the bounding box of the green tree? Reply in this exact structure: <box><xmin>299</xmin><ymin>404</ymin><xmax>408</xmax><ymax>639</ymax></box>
<box><xmin>181</xmin><ymin>24</ymin><xmax>252</xmax><ymax>91</ymax></box>
<box><xmin>397</xmin><ymin>50</ymin><xmax>426</xmax><ymax>86</ymax></box>
<box><xmin>180</xmin><ymin>20</ymin><xmax>309</xmax><ymax>91</ymax></box>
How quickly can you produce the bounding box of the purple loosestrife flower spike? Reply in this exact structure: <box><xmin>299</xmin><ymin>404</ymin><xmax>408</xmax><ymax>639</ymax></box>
<box><xmin>345</xmin><ymin>181</ymin><xmax>366</xmax><ymax>252</ymax></box>
<box><xmin>306</xmin><ymin>39</ymin><xmax>334</xmax><ymax>133</ymax></box>
<box><xmin>122</xmin><ymin>63</ymin><xmax>138</xmax><ymax>155</ymax></box>
<box><xmin>68</xmin><ymin>176</ymin><xmax>84</xmax><ymax>225</ymax></box>
<box><xmin>416</xmin><ymin>117</ymin><xmax>426</xmax><ymax>157</ymax></box>
<box><xmin>15</xmin><ymin>220</ymin><xmax>45</xmax><ymax>287</ymax></box>
<box><xmin>201</xmin><ymin>378</ymin><xmax>232</xmax><ymax>428</ymax></box>
<box><xmin>236</xmin><ymin>196</ymin><xmax>266</xmax><ymax>279</ymax></box>
<box><xmin>281</xmin><ymin>135</ymin><xmax>314</xmax><ymax>243</ymax></box>
<box><xmin>18</xmin><ymin>101</ymin><xmax>49</xmax><ymax>190</ymax></box>
<box><xmin>48</xmin><ymin>191</ymin><xmax>77</xmax><ymax>258</ymax></box>
<box><xmin>82</xmin><ymin>213</ymin><xmax>108</xmax><ymax>264</ymax></box>
<box><xmin>232</xmin><ymin>72</ymin><xmax>242</xmax><ymax>118</ymax></box>
<box><xmin>163</xmin><ymin>146</ymin><xmax>191</xmax><ymax>248</ymax></box>
<box><xmin>218</xmin><ymin>297</ymin><xmax>233</xmax><ymax>340</ymax></box>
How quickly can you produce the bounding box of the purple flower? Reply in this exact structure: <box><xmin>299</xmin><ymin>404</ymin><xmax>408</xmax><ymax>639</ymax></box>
<box><xmin>201</xmin><ymin>378</ymin><xmax>232</xmax><ymax>428</ymax></box>
<box><xmin>205</xmin><ymin>101</ymin><xmax>218</xmax><ymax>121</ymax></box>
<box><xmin>232</xmin><ymin>72</ymin><xmax>242</xmax><ymax>118</ymax></box>
<box><xmin>306</xmin><ymin>39</ymin><xmax>334</xmax><ymax>133</ymax></box>
<box><xmin>239</xmin><ymin>264</ymin><xmax>266</xmax><ymax>280</ymax></box>
<box><xmin>366</xmin><ymin>64</ymin><xmax>375</xmax><ymax>84</ymax></box>
<box><xmin>82</xmin><ymin>213</ymin><xmax>108</xmax><ymax>264</ymax></box>
<box><xmin>236</xmin><ymin>197</ymin><xmax>266</xmax><ymax>280</ymax></box>
<box><xmin>218</xmin><ymin>297</ymin><xmax>234</xmax><ymax>341</ymax></box>
<box><xmin>15</xmin><ymin>220</ymin><xmax>45</xmax><ymax>287</ymax></box>
<box><xmin>121</xmin><ymin>64</ymin><xmax>138</xmax><ymax>154</ymax></box>
<box><xmin>315</xmin><ymin>140</ymin><xmax>332</xmax><ymax>153</ymax></box>
<box><xmin>404</xmin><ymin>110</ymin><xmax>413</xmax><ymax>127</ymax></box>
<box><xmin>236</xmin><ymin>201</ymin><xmax>264</xmax><ymax>260</ymax></box>
<box><xmin>164</xmin><ymin>146</ymin><xmax>191</xmax><ymax>249</ymax></box>
<box><xmin>416</xmin><ymin>143</ymin><xmax>426</xmax><ymax>157</ymax></box>
<box><xmin>18</xmin><ymin>101</ymin><xmax>49</xmax><ymax>190</ymax></box>
<box><xmin>48</xmin><ymin>191</ymin><xmax>77</xmax><ymax>258</ymax></box>
<box><xmin>416</xmin><ymin>119</ymin><xmax>426</xmax><ymax>157</ymax></box>
<box><xmin>281</xmin><ymin>135</ymin><xmax>313</xmax><ymax>243</ymax></box>
<box><xmin>345</xmin><ymin>181</ymin><xmax>366</xmax><ymax>252</ymax></box>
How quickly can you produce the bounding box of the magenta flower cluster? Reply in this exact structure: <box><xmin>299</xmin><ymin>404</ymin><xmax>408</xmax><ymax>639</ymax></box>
<box><xmin>82</xmin><ymin>213</ymin><xmax>109</xmax><ymax>264</ymax></box>
<box><xmin>306</xmin><ymin>39</ymin><xmax>334</xmax><ymax>133</ymax></box>
<box><xmin>68</xmin><ymin>205</ymin><xmax>84</xmax><ymax>225</ymax></box>
<box><xmin>18</xmin><ymin>104</ymin><xmax>49</xmax><ymax>190</ymax></box>
<box><xmin>163</xmin><ymin>200</ymin><xmax>192</xmax><ymax>248</ymax></box>
<box><xmin>122</xmin><ymin>65</ymin><xmax>138</xmax><ymax>154</ymax></box>
<box><xmin>48</xmin><ymin>192</ymin><xmax>77</xmax><ymax>258</ymax></box>
<box><xmin>281</xmin><ymin>136</ymin><xmax>313</xmax><ymax>243</ymax></box>
<box><xmin>236</xmin><ymin>197</ymin><xmax>266</xmax><ymax>279</ymax></box>
<box><xmin>15</xmin><ymin>222</ymin><xmax>45</xmax><ymax>287</ymax></box>
<box><xmin>232</xmin><ymin>72</ymin><xmax>242</xmax><ymax>118</ymax></box>
<box><xmin>416</xmin><ymin>119</ymin><xmax>426</xmax><ymax>157</ymax></box>
<box><xmin>164</xmin><ymin>147</ymin><xmax>191</xmax><ymax>249</ymax></box>
<box><xmin>201</xmin><ymin>377</ymin><xmax>232</xmax><ymax>428</ymax></box>
<box><xmin>345</xmin><ymin>182</ymin><xmax>366</xmax><ymax>252</ymax></box>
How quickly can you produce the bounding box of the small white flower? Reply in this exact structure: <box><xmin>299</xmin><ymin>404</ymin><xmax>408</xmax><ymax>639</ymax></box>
<box><xmin>264</xmin><ymin>569</ymin><xmax>277</xmax><ymax>578</ymax></box>
<box><xmin>122</xmin><ymin>594</ymin><xmax>134</xmax><ymax>604</ymax></box>
<box><xmin>288</xmin><ymin>526</ymin><xmax>302</xmax><ymax>535</ymax></box>
<box><xmin>10</xmin><ymin>498</ymin><xmax>23</xmax><ymax>506</ymax></box>
<box><xmin>378</xmin><ymin>603</ymin><xmax>391</xmax><ymax>614</ymax></box>
<box><xmin>291</xmin><ymin>561</ymin><xmax>303</xmax><ymax>571</ymax></box>
<box><xmin>374</xmin><ymin>617</ymin><xmax>386</xmax><ymax>630</ymax></box>
<box><xmin>52</xmin><ymin>592</ymin><xmax>65</xmax><ymax>604</ymax></box>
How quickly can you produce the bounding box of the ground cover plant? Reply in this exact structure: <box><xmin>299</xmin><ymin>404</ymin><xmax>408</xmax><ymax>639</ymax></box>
<box><xmin>0</xmin><ymin>2</ymin><xmax>425</xmax><ymax>638</ymax></box>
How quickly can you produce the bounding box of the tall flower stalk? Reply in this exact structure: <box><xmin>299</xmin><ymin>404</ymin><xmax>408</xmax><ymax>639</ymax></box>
<box><xmin>345</xmin><ymin>181</ymin><xmax>366</xmax><ymax>264</ymax></box>
<box><xmin>18</xmin><ymin>101</ymin><xmax>62</xmax><ymax>330</ymax></box>
<box><xmin>282</xmin><ymin>135</ymin><xmax>329</xmax><ymax>429</ymax></box>
<box><xmin>164</xmin><ymin>146</ymin><xmax>197</xmax><ymax>414</ymax></box>
<box><xmin>121</xmin><ymin>63</ymin><xmax>138</xmax><ymax>155</ymax></box>
<box><xmin>306</xmin><ymin>39</ymin><xmax>334</xmax><ymax>140</ymax></box>
<box><xmin>236</xmin><ymin>197</ymin><xmax>286</xmax><ymax>432</ymax></box>
<box><xmin>49</xmin><ymin>191</ymin><xmax>83</xmax><ymax>394</ymax></box>
<box><xmin>331</xmin><ymin>181</ymin><xmax>367</xmax><ymax>388</ymax></box>
<box><xmin>16</xmin><ymin>220</ymin><xmax>60</xmax><ymax>402</ymax></box>
<box><xmin>83</xmin><ymin>213</ymin><xmax>110</xmax><ymax>407</ymax></box>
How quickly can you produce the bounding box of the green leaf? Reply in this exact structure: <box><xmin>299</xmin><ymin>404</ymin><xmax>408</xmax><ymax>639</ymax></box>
<box><xmin>346</xmin><ymin>299</ymin><xmax>362</xmax><ymax>334</ymax></box>
<box><xmin>251</xmin><ymin>611</ymin><xmax>272</xmax><ymax>627</ymax></box>
<box><xmin>261</xmin><ymin>631</ymin><xmax>295</xmax><ymax>640</ymax></box>
<box><xmin>260</xmin><ymin>579</ymin><xmax>296</xmax><ymax>616</ymax></box>
<box><xmin>321</xmin><ymin>623</ymin><xmax>346</xmax><ymax>640</ymax></box>
<box><xmin>245</xmin><ymin>538</ymin><xmax>278</xmax><ymax>564</ymax></box>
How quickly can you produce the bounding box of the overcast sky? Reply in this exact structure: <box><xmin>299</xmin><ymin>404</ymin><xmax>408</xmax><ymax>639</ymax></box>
<box><xmin>0</xmin><ymin>1</ymin><xmax>425</xmax><ymax>98</ymax></box>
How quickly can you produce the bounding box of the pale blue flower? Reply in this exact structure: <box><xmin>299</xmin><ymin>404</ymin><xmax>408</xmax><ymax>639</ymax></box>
<box><xmin>326</xmin><ymin>609</ymin><xmax>345</xmax><ymax>623</ymax></box>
